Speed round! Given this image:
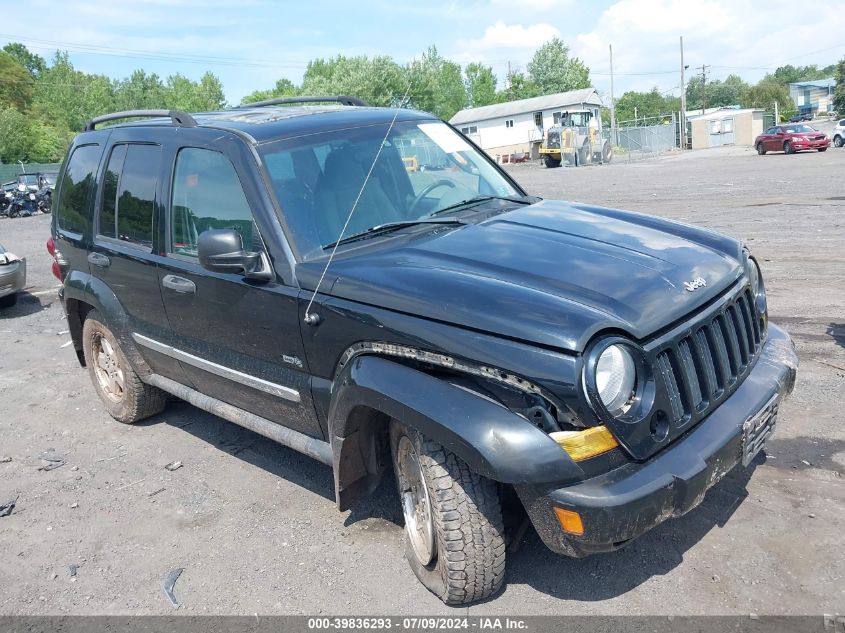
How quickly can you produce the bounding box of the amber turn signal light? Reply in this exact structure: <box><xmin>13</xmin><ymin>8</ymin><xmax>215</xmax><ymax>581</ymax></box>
<box><xmin>550</xmin><ymin>425</ymin><xmax>619</xmax><ymax>461</ymax></box>
<box><xmin>554</xmin><ymin>507</ymin><xmax>584</xmax><ymax>535</ymax></box>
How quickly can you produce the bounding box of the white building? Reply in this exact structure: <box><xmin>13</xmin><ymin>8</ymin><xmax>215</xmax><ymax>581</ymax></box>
<box><xmin>449</xmin><ymin>88</ymin><xmax>603</xmax><ymax>159</ymax></box>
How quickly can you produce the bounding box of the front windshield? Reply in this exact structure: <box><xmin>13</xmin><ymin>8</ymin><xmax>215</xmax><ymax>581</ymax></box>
<box><xmin>260</xmin><ymin>119</ymin><xmax>520</xmax><ymax>259</ymax></box>
<box><xmin>783</xmin><ymin>125</ymin><xmax>816</xmax><ymax>134</ymax></box>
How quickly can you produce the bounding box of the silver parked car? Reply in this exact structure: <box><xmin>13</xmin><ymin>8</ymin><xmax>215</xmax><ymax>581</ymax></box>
<box><xmin>0</xmin><ymin>243</ymin><xmax>26</xmax><ymax>308</ymax></box>
<box><xmin>833</xmin><ymin>119</ymin><xmax>845</xmax><ymax>148</ymax></box>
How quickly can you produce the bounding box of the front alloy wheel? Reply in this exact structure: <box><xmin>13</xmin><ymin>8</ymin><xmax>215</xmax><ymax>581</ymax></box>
<box><xmin>395</xmin><ymin>435</ymin><xmax>436</xmax><ymax>565</ymax></box>
<box><xmin>390</xmin><ymin>422</ymin><xmax>506</xmax><ymax>604</ymax></box>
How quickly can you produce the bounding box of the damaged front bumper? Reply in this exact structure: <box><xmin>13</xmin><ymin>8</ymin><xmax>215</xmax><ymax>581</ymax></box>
<box><xmin>517</xmin><ymin>323</ymin><xmax>798</xmax><ymax>557</ymax></box>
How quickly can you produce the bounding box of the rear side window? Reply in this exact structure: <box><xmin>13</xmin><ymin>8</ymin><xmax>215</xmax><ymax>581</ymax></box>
<box><xmin>97</xmin><ymin>144</ymin><xmax>161</xmax><ymax>249</ymax></box>
<box><xmin>170</xmin><ymin>148</ymin><xmax>255</xmax><ymax>257</ymax></box>
<box><xmin>57</xmin><ymin>144</ymin><xmax>100</xmax><ymax>234</ymax></box>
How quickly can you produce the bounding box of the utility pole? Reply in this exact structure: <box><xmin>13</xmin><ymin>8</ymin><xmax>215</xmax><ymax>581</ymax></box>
<box><xmin>774</xmin><ymin>100</ymin><xmax>779</xmax><ymax>124</ymax></box>
<box><xmin>609</xmin><ymin>44</ymin><xmax>617</xmax><ymax>147</ymax></box>
<box><xmin>679</xmin><ymin>36</ymin><xmax>686</xmax><ymax>150</ymax></box>
<box><xmin>699</xmin><ymin>64</ymin><xmax>709</xmax><ymax>114</ymax></box>
<box><xmin>507</xmin><ymin>61</ymin><xmax>513</xmax><ymax>101</ymax></box>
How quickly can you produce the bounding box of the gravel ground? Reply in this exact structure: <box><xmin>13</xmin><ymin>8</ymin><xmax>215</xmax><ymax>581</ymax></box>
<box><xmin>0</xmin><ymin>140</ymin><xmax>843</xmax><ymax>616</ymax></box>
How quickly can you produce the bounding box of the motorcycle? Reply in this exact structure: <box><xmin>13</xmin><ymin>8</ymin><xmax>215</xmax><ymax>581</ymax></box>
<box><xmin>34</xmin><ymin>186</ymin><xmax>52</xmax><ymax>213</ymax></box>
<box><xmin>6</xmin><ymin>187</ymin><xmax>35</xmax><ymax>218</ymax></box>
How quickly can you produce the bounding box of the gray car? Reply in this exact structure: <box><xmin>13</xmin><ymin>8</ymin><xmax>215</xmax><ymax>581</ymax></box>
<box><xmin>0</xmin><ymin>243</ymin><xmax>26</xmax><ymax>308</ymax></box>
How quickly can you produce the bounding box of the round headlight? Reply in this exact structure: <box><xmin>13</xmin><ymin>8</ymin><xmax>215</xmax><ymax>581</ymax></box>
<box><xmin>595</xmin><ymin>344</ymin><xmax>636</xmax><ymax>415</ymax></box>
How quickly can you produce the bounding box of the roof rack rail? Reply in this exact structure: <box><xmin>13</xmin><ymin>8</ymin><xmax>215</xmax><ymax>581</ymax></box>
<box><xmin>236</xmin><ymin>95</ymin><xmax>370</xmax><ymax>108</ymax></box>
<box><xmin>82</xmin><ymin>109</ymin><xmax>198</xmax><ymax>132</ymax></box>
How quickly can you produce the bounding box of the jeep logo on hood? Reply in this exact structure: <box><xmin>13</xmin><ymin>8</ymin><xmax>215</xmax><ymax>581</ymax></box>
<box><xmin>684</xmin><ymin>277</ymin><xmax>707</xmax><ymax>292</ymax></box>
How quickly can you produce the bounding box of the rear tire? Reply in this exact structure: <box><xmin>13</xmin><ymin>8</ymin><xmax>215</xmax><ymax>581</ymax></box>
<box><xmin>82</xmin><ymin>311</ymin><xmax>166</xmax><ymax>424</ymax></box>
<box><xmin>783</xmin><ymin>141</ymin><xmax>793</xmax><ymax>154</ymax></box>
<box><xmin>391</xmin><ymin>422</ymin><xmax>506</xmax><ymax>604</ymax></box>
<box><xmin>756</xmin><ymin>142</ymin><xmax>766</xmax><ymax>155</ymax></box>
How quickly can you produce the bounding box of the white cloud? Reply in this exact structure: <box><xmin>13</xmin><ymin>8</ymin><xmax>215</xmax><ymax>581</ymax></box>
<box><xmin>571</xmin><ymin>0</ymin><xmax>845</xmax><ymax>99</ymax></box>
<box><xmin>453</xmin><ymin>20</ymin><xmax>561</xmax><ymax>64</ymax></box>
<box><xmin>489</xmin><ymin>0</ymin><xmax>574</xmax><ymax>10</ymax></box>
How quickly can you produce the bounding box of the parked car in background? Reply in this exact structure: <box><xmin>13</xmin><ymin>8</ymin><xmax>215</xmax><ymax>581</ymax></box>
<box><xmin>833</xmin><ymin>119</ymin><xmax>845</xmax><ymax>148</ymax></box>
<box><xmin>0</xmin><ymin>242</ymin><xmax>26</xmax><ymax>308</ymax></box>
<box><xmin>755</xmin><ymin>124</ymin><xmax>830</xmax><ymax>154</ymax></box>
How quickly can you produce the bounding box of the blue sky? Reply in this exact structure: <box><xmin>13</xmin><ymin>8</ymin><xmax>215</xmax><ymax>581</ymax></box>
<box><xmin>5</xmin><ymin>0</ymin><xmax>845</xmax><ymax>106</ymax></box>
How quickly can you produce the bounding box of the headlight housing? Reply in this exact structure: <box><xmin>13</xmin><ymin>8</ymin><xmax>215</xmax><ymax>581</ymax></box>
<box><xmin>745</xmin><ymin>251</ymin><xmax>767</xmax><ymax>326</ymax></box>
<box><xmin>583</xmin><ymin>337</ymin><xmax>650</xmax><ymax>422</ymax></box>
<box><xmin>595</xmin><ymin>344</ymin><xmax>636</xmax><ymax>415</ymax></box>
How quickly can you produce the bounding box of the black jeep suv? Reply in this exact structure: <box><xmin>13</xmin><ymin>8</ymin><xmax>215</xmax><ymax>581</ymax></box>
<box><xmin>49</xmin><ymin>98</ymin><xmax>798</xmax><ymax>604</ymax></box>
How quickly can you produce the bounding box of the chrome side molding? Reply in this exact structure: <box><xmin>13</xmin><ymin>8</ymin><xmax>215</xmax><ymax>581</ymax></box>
<box><xmin>132</xmin><ymin>333</ymin><xmax>301</xmax><ymax>403</ymax></box>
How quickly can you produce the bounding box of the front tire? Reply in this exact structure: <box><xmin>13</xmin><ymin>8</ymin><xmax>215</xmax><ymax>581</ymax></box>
<box><xmin>82</xmin><ymin>311</ymin><xmax>166</xmax><ymax>424</ymax></box>
<box><xmin>784</xmin><ymin>141</ymin><xmax>793</xmax><ymax>154</ymax></box>
<box><xmin>543</xmin><ymin>155</ymin><xmax>561</xmax><ymax>168</ymax></box>
<box><xmin>834</xmin><ymin>135</ymin><xmax>844</xmax><ymax>148</ymax></box>
<box><xmin>391</xmin><ymin>422</ymin><xmax>506</xmax><ymax>604</ymax></box>
<box><xmin>756</xmin><ymin>142</ymin><xmax>766</xmax><ymax>155</ymax></box>
<box><xmin>818</xmin><ymin>147</ymin><xmax>827</xmax><ymax>152</ymax></box>
<box><xmin>0</xmin><ymin>293</ymin><xmax>17</xmax><ymax>308</ymax></box>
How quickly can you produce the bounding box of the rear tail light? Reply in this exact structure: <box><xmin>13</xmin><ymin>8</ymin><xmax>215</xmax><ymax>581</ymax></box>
<box><xmin>47</xmin><ymin>237</ymin><xmax>65</xmax><ymax>281</ymax></box>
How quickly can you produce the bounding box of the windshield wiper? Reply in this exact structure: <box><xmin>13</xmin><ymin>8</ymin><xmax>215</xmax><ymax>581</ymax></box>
<box><xmin>323</xmin><ymin>218</ymin><xmax>464</xmax><ymax>249</ymax></box>
<box><xmin>426</xmin><ymin>194</ymin><xmax>536</xmax><ymax>218</ymax></box>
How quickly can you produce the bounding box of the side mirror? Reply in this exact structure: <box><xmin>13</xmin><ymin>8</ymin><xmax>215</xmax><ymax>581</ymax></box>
<box><xmin>197</xmin><ymin>229</ymin><xmax>271</xmax><ymax>280</ymax></box>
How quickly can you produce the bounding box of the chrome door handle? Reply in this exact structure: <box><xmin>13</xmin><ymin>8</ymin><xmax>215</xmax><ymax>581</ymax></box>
<box><xmin>161</xmin><ymin>274</ymin><xmax>196</xmax><ymax>294</ymax></box>
<box><xmin>87</xmin><ymin>252</ymin><xmax>110</xmax><ymax>268</ymax></box>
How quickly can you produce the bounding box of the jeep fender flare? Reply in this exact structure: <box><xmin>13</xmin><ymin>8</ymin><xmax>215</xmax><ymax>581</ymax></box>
<box><xmin>328</xmin><ymin>355</ymin><xmax>583</xmax><ymax>510</ymax></box>
<box><xmin>61</xmin><ymin>270</ymin><xmax>152</xmax><ymax>376</ymax></box>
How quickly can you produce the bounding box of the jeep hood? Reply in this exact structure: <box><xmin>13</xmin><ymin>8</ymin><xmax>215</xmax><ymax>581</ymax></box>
<box><xmin>299</xmin><ymin>200</ymin><xmax>744</xmax><ymax>352</ymax></box>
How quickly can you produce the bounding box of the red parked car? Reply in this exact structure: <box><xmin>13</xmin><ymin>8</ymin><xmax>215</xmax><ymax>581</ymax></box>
<box><xmin>755</xmin><ymin>124</ymin><xmax>830</xmax><ymax>155</ymax></box>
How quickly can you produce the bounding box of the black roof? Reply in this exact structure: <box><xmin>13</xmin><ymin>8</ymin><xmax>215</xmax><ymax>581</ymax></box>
<box><xmin>89</xmin><ymin>106</ymin><xmax>437</xmax><ymax>144</ymax></box>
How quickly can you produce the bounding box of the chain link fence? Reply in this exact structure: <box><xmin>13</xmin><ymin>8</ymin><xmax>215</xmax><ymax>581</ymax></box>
<box><xmin>610</xmin><ymin>114</ymin><xmax>680</xmax><ymax>162</ymax></box>
<box><xmin>0</xmin><ymin>163</ymin><xmax>61</xmax><ymax>184</ymax></box>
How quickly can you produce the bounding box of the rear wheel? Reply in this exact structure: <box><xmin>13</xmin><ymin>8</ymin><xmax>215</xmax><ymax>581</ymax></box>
<box><xmin>82</xmin><ymin>311</ymin><xmax>166</xmax><ymax>424</ymax></box>
<box><xmin>602</xmin><ymin>141</ymin><xmax>613</xmax><ymax>163</ymax></box>
<box><xmin>391</xmin><ymin>422</ymin><xmax>506</xmax><ymax>604</ymax></box>
<box><xmin>783</xmin><ymin>141</ymin><xmax>793</xmax><ymax>154</ymax></box>
<box><xmin>756</xmin><ymin>142</ymin><xmax>766</xmax><ymax>155</ymax></box>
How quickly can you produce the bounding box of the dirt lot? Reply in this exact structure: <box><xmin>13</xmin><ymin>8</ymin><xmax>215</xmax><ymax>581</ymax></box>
<box><xmin>0</xmin><ymin>143</ymin><xmax>843</xmax><ymax>616</ymax></box>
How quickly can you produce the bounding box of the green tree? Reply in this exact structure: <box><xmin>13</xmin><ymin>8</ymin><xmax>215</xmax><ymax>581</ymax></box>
<box><xmin>35</xmin><ymin>52</ymin><xmax>116</xmax><ymax>132</ymax></box>
<box><xmin>744</xmin><ymin>80</ymin><xmax>792</xmax><ymax>113</ymax></box>
<box><xmin>407</xmin><ymin>46</ymin><xmax>465</xmax><ymax>119</ymax></box>
<box><xmin>686</xmin><ymin>74</ymin><xmax>748</xmax><ymax>110</ymax></box>
<box><xmin>833</xmin><ymin>58</ymin><xmax>845</xmax><ymax>114</ymax></box>
<box><xmin>615</xmin><ymin>88</ymin><xmax>680</xmax><ymax>123</ymax></box>
<box><xmin>0</xmin><ymin>52</ymin><xmax>34</xmax><ymax>111</ymax></box>
<box><xmin>0</xmin><ymin>108</ymin><xmax>32</xmax><ymax>162</ymax></box>
<box><xmin>300</xmin><ymin>54</ymin><xmax>406</xmax><ymax>108</ymax></box>
<box><xmin>526</xmin><ymin>37</ymin><xmax>590</xmax><ymax>95</ymax></box>
<box><xmin>765</xmin><ymin>64</ymin><xmax>831</xmax><ymax>86</ymax></box>
<box><xmin>165</xmin><ymin>72</ymin><xmax>226</xmax><ymax>111</ymax></box>
<box><xmin>241</xmin><ymin>78</ymin><xmax>298</xmax><ymax>104</ymax></box>
<box><xmin>2</xmin><ymin>43</ymin><xmax>46</xmax><ymax>77</ymax></box>
<box><xmin>113</xmin><ymin>69</ymin><xmax>168</xmax><ymax>111</ymax></box>
<box><xmin>495</xmin><ymin>70</ymin><xmax>540</xmax><ymax>102</ymax></box>
<box><xmin>464</xmin><ymin>62</ymin><xmax>497</xmax><ymax>108</ymax></box>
